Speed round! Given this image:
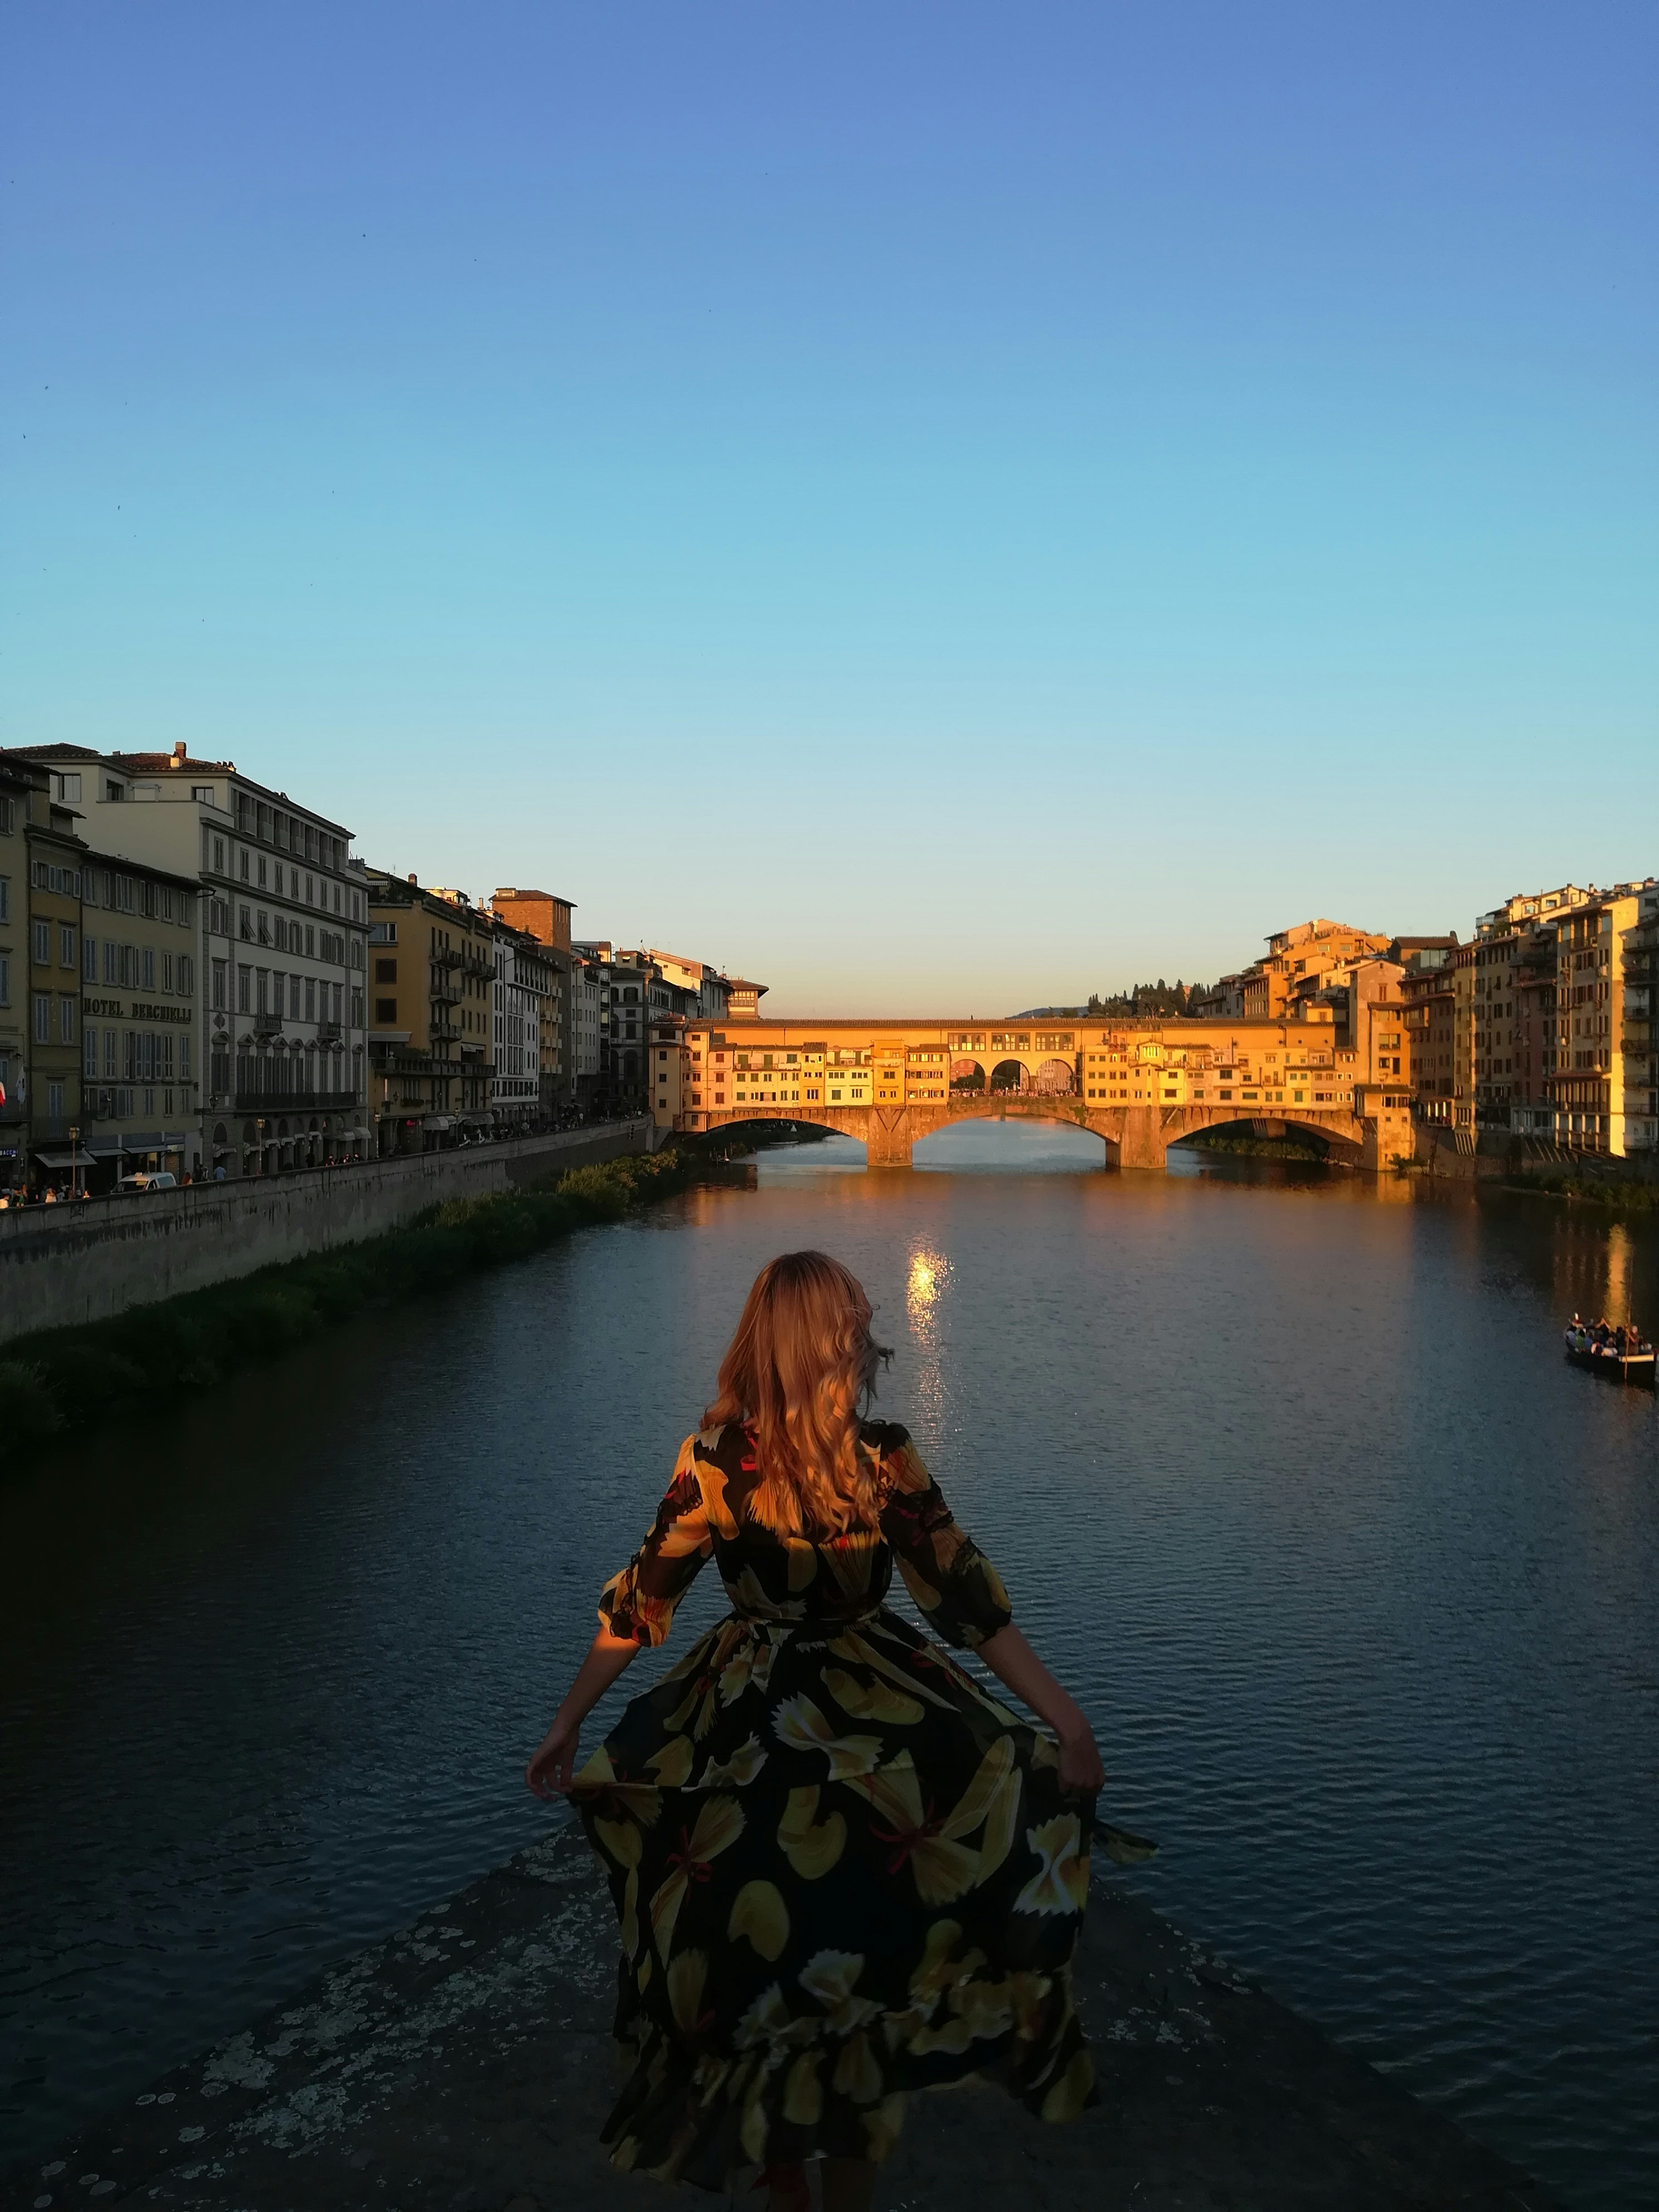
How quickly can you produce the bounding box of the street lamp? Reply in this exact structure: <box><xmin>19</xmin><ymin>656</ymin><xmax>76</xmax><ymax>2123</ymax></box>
<box><xmin>256</xmin><ymin>1115</ymin><xmax>265</xmax><ymax>1175</ymax></box>
<box><xmin>69</xmin><ymin>1123</ymin><xmax>80</xmax><ymax>1199</ymax></box>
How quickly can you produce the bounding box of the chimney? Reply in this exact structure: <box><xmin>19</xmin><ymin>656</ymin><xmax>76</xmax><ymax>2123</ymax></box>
<box><xmin>172</xmin><ymin>741</ymin><xmax>187</xmax><ymax>765</ymax></box>
<box><xmin>408</xmin><ymin>872</ymin><xmax>418</xmax><ymax>884</ymax></box>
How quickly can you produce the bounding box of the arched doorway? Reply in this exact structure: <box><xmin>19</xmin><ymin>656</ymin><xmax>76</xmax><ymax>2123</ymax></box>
<box><xmin>950</xmin><ymin>1058</ymin><xmax>986</xmax><ymax>1092</ymax></box>
<box><xmin>989</xmin><ymin>1059</ymin><xmax>1028</xmax><ymax>1094</ymax></box>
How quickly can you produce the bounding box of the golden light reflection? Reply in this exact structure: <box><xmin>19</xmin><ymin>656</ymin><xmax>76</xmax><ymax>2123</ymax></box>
<box><xmin>907</xmin><ymin>1250</ymin><xmax>946</xmax><ymax>1321</ymax></box>
<box><xmin>904</xmin><ymin>1247</ymin><xmax>950</xmax><ymax>1435</ymax></box>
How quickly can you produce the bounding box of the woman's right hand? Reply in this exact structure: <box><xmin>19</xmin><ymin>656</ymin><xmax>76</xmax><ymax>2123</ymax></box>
<box><xmin>525</xmin><ymin>1715</ymin><xmax>581</xmax><ymax>1799</ymax></box>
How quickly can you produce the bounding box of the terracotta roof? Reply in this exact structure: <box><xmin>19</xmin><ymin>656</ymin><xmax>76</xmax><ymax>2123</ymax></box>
<box><xmin>0</xmin><ymin>742</ymin><xmax>104</xmax><ymax>761</ymax></box>
<box><xmin>111</xmin><ymin>751</ymin><xmax>239</xmax><ymax>774</ymax></box>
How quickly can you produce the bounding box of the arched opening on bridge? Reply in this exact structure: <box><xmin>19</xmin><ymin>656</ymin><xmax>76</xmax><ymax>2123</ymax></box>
<box><xmin>1031</xmin><ymin>1058</ymin><xmax>1074</xmax><ymax>1097</ymax></box>
<box><xmin>707</xmin><ymin>1119</ymin><xmax>867</xmax><ymax>1168</ymax></box>
<box><xmin>988</xmin><ymin>1059</ymin><xmax>1027</xmax><ymax>1094</ymax></box>
<box><xmin>1168</xmin><ymin>1118</ymin><xmax>1353</xmax><ymax>1168</ymax></box>
<box><xmin>914</xmin><ymin>1117</ymin><xmax>1112</xmax><ymax>1173</ymax></box>
<box><xmin>950</xmin><ymin>1058</ymin><xmax>986</xmax><ymax>1092</ymax></box>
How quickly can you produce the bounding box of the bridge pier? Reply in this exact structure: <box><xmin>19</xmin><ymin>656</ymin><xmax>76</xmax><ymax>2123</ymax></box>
<box><xmin>1114</xmin><ymin>1108</ymin><xmax>1169</xmax><ymax>1171</ymax></box>
<box><xmin>863</xmin><ymin>1108</ymin><xmax>913</xmax><ymax>1168</ymax></box>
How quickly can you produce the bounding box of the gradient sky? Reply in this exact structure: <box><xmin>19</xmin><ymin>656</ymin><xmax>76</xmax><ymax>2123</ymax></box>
<box><xmin>3</xmin><ymin>4</ymin><xmax>1655</xmax><ymax>1013</ymax></box>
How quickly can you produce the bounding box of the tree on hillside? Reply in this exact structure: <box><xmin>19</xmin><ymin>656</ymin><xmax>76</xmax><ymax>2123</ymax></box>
<box><xmin>1085</xmin><ymin>978</ymin><xmax>1205</xmax><ymax>1017</ymax></box>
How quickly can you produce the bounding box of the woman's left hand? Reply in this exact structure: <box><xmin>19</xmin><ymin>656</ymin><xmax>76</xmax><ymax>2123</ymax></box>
<box><xmin>1057</xmin><ymin>1721</ymin><xmax>1105</xmax><ymax>1797</ymax></box>
<box><xmin>525</xmin><ymin>1715</ymin><xmax>581</xmax><ymax>1798</ymax></box>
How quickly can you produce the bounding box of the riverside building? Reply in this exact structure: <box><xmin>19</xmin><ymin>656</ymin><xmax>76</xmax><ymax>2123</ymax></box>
<box><xmin>1</xmin><ymin>744</ymin><xmax>370</xmax><ymax>1177</ymax></box>
<box><xmin>1548</xmin><ymin>882</ymin><xmax>1659</xmax><ymax>1156</ymax></box>
<box><xmin>488</xmin><ymin>888</ymin><xmax>575</xmax><ymax>1113</ymax></box>
<box><xmin>0</xmin><ymin>762</ymin><xmax>31</xmax><ymax>1191</ymax></box>
<box><xmin>487</xmin><ymin>915</ymin><xmax>552</xmax><ymax>1134</ymax></box>
<box><xmin>0</xmin><ymin>759</ymin><xmax>88</xmax><ymax>1194</ymax></box>
<box><xmin>77</xmin><ymin>851</ymin><xmax>203</xmax><ymax>1188</ymax></box>
<box><xmin>571</xmin><ymin>954</ymin><xmax>602</xmax><ymax>1110</ymax></box>
<box><xmin>365</xmin><ymin>871</ymin><xmax>497</xmax><ymax>1152</ymax></box>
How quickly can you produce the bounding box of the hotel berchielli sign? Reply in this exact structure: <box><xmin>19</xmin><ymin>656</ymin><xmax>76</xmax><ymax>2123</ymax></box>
<box><xmin>83</xmin><ymin>998</ymin><xmax>194</xmax><ymax>1023</ymax></box>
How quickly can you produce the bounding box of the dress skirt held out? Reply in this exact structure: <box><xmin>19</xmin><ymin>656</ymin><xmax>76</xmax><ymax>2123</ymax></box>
<box><xmin>569</xmin><ymin>1420</ymin><xmax>1151</xmax><ymax>2188</ymax></box>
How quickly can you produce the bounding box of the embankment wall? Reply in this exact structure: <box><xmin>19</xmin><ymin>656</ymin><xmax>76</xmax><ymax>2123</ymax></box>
<box><xmin>1415</xmin><ymin>1120</ymin><xmax>1659</xmax><ymax>1185</ymax></box>
<box><xmin>0</xmin><ymin>1122</ymin><xmax>659</xmax><ymax>1346</ymax></box>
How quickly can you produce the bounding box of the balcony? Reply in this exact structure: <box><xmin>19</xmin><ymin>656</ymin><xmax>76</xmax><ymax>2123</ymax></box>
<box><xmin>233</xmin><ymin>1088</ymin><xmax>364</xmax><ymax>1113</ymax></box>
<box><xmin>253</xmin><ymin>1006</ymin><xmax>283</xmax><ymax>1036</ymax></box>
<box><xmin>460</xmin><ymin>949</ymin><xmax>492</xmax><ymax>978</ymax></box>
<box><xmin>430</xmin><ymin>1018</ymin><xmax>461</xmax><ymax>1042</ymax></box>
<box><xmin>433</xmin><ymin>946</ymin><xmax>462</xmax><ymax>970</ymax></box>
<box><xmin>316</xmin><ymin>1019</ymin><xmax>343</xmax><ymax>1044</ymax></box>
<box><xmin>429</xmin><ymin>982</ymin><xmax>462</xmax><ymax>1007</ymax></box>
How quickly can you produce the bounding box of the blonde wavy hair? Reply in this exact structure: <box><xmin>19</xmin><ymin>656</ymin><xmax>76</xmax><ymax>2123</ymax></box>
<box><xmin>704</xmin><ymin>1251</ymin><xmax>891</xmax><ymax>1537</ymax></box>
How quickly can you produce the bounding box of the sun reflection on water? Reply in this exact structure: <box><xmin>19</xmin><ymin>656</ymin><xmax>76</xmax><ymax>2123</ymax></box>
<box><xmin>907</xmin><ymin>1248</ymin><xmax>947</xmax><ymax>1322</ymax></box>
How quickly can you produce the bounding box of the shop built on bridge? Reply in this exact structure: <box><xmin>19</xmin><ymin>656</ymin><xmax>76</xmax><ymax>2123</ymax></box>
<box><xmin>648</xmin><ymin>1016</ymin><xmax>1415</xmax><ymax>1170</ymax></box>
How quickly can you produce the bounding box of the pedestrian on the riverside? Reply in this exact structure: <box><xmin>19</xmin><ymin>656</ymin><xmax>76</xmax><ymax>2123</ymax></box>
<box><xmin>527</xmin><ymin>1250</ymin><xmax>1150</xmax><ymax>2212</ymax></box>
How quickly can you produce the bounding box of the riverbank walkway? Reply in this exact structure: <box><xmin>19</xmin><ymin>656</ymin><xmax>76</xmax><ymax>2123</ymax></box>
<box><xmin>7</xmin><ymin>1825</ymin><xmax>1553</xmax><ymax>2212</ymax></box>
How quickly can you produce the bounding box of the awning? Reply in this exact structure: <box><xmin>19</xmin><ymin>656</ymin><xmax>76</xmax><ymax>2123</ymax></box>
<box><xmin>423</xmin><ymin>1115</ymin><xmax>454</xmax><ymax>1131</ymax></box>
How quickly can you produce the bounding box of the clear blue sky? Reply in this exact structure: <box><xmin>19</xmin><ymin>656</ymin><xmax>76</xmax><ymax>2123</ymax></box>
<box><xmin>4</xmin><ymin>4</ymin><xmax>1654</xmax><ymax>1012</ymax></box>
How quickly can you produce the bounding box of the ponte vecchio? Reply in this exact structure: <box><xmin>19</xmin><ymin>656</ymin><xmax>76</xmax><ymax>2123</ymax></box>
<box><xmin>668</xmin><ymin>1014</ymin><xmax>1399</xmax><ymax>1168</ymax></box>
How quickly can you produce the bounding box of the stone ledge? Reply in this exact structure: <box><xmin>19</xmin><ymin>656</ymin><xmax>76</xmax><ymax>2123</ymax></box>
<box><xmin>3</xmin><ymin>1825</ymin><xmax>1555</xmax><ymax>2212</ymax></box>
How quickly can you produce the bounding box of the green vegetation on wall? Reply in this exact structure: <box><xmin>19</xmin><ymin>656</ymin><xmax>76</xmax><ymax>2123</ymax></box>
<box><xmin>0</xmin><ymin>1148</ymin><xmax>705</xmax><ymax>1458</ymax></box>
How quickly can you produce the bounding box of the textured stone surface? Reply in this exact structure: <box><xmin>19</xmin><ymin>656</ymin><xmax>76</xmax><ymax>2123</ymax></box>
<box><xmin>0</xmin><ymin>1120</ymin><xmax>654</xmax><ymax>1341</ymax></box>
<box><xmin>4</xmin><ymin>1825</ymin><xmax>1555</xmax><ymax>2212</ymax></box>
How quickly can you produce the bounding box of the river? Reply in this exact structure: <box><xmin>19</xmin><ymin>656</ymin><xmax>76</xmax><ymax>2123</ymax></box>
<box><xmin>2</xmin><ymin>1126</ymin><xmax>1656</xmax><ymax>2208</ymax></box>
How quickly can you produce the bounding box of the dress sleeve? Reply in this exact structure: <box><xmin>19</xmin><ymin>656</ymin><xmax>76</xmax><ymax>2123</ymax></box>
<box><xmin>596</xmin><ymin>1436</ymin><xmax>714</xmax><ymax>1648</ymax></box>
<box><xmin>876</xmin><ymin>1429</ymin><xmax>1012</xmax><ymax>1650</ymax></box>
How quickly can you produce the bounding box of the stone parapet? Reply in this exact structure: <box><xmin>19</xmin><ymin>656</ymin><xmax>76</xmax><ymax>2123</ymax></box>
<box><xmin>0</xmin><ymin>1121</ymin><xmax>657</xmax><ymax>1346</ymax></box>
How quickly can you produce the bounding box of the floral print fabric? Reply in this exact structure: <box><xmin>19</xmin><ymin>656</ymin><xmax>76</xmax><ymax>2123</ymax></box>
<box><xmin>571</xmin><ymin>1420</ymin><xmax>1151</xmax><ymax>2189</ymax></box>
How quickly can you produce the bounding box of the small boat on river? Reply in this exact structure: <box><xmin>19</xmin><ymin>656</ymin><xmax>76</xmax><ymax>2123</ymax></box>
<box><xmin>1563</xmin><ymin>1318</ymin><xmax>1656</xmax><ymax>1389</ymax></box>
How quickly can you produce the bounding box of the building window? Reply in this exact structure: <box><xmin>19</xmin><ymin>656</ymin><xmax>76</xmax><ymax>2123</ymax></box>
<box><xmin>33</xmin><ymin>919</ymin><xmax>49</xmax><ymax>966</ymax></box>
<box><xmin>59</xmin><ymin>924</ymin><xmax>75</xmax><ymax>969</ymax></box>
<box><xmin>47</xmin><ymin>1079</ymin><xmax>64</xmax><ymax>1120</ymax></box>
<box><xmin>0</xmin><ymin>954</ymin><xmax>7</xmax><ymax>1006</ymax></box>
<box><xmin>84</xmin><ymin>1026</ymin><xmax>98</xmax><ymax>1079</ymax></box>
<box><xmin>59</xmin><ymin>996</ymin><xmax>74</xmax><ymax>1044</ymax></box>
<box><xmin>34</xmin><ymin>992</ymin><xmax>50</xmax><ymax>1043</ymax></box>
<box><xmin>237</xmin><ymin>964</ymin><xmax>252</xmax><ymax>1013</ymax></box>
<box><xmin>83</xmin><ymin>936</ymin><xmax>96</xmax><ymax>982</ymax></box>
<box><xmin>105</xmin><ymin>1029</ymin><xmax>117</xmax><ymax>1079</ymax></box>
<box><xmin>375</xmin><ymin>998</ymin><xmax>397</xmax><ymax>1023</ymax></box>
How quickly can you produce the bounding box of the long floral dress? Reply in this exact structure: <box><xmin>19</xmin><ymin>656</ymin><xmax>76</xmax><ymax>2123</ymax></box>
<box><xmin>569</xmin><ymin>1419</ymin><xmax>1151</xmax><ymax>2189</ymax></box>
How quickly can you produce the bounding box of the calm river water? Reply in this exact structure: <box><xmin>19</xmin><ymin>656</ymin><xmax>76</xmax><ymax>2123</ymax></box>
<box><xmin>3</xmin><ymin>1127</ymin><xmax>1657</xmax><ymax>2207</ymax></box>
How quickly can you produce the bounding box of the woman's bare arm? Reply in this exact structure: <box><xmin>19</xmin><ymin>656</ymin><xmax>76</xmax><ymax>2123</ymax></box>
<box><xmin>525</xmin><ymin>1629</ymin><xmax>642</xmax><ymax>1798</ymax></box>
<box><xmin>974</xmin><ymin>1625</ymin><xmax>1105</xmax><ymax>1794</ymax></box>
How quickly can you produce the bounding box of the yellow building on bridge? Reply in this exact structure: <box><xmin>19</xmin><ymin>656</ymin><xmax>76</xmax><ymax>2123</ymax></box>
<box><xmin>654</xmin><ymin>1011</ymin><xmax>1413</xmax><ymax>1170</ymax></box>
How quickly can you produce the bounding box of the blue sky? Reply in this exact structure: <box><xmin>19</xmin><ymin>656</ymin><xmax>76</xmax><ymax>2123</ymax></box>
<box><xmin>4</xmin><ymin>4</ymin><xmax>1654</xmax><ymax>1012</ymax></box>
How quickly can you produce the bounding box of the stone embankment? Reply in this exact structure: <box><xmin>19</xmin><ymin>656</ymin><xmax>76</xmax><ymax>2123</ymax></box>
<box><xmin>4</xmin><ymin>1825</ymin><xmax>1553</xmax><ymax>2212</ymax></box>
<box><xmin>0</xmin><ymin>1122</ymin><xmax>659</xmax><ymax>1346</ymax></box>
